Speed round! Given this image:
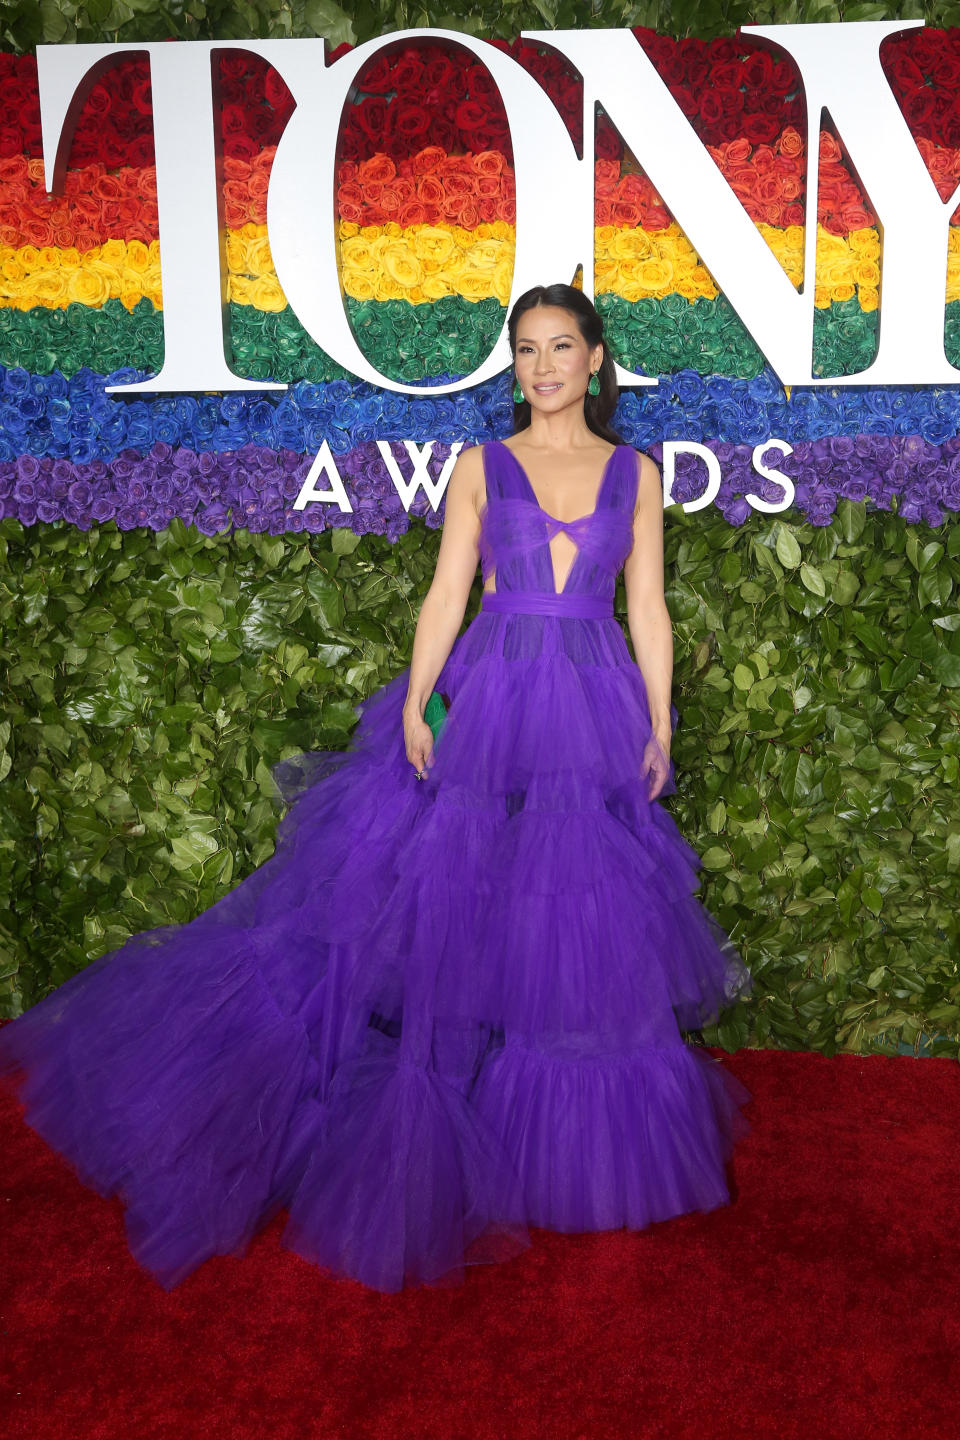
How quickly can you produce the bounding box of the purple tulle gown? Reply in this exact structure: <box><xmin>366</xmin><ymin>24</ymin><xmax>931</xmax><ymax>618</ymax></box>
<box><xmin>0</xmin><ymin>439</ymin><xmax>753</xmax><ymax>1293</ymax></box>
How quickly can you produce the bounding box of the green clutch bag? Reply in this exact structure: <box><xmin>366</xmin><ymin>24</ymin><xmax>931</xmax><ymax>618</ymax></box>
<box><xmin>423</xmin><ymin>690</ymin><xmax>448</xmax><ymax>743</ymax></box>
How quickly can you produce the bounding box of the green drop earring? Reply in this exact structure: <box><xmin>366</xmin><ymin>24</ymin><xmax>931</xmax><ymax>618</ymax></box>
<box><xmin>587</xmin><ymin>370</ymin><xmax>601</xmax><ymax>397</ymax></box>
<box><xmin>513</xmin><ymin>378</ymin><xmax>524</xmax><ymax>404</ymax></box>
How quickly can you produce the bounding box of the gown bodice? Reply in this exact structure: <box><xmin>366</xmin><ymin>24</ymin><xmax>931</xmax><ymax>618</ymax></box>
<box><xmin>478</xmin><ymin>440</ymin><xmax>639</xmax><ymax>607</ymax></box>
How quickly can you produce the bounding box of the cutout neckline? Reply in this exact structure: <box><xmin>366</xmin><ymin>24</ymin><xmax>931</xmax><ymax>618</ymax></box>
<box><xmin>495</xmin><ymin>440</ymin><xmax>622</xmax><ymax>526</ymax></box>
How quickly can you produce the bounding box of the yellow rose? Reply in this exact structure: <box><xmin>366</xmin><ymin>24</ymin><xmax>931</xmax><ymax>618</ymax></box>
<box><xmin>637</xmin><ymin>257</ymin><xmax>674</xmax><ymax>294</ymax></box>
<box><xmin>381</xmin><ymin>242</ymin><xmax>422</xmax><ymax>289</ymax></box>
<box><xmin>457</xmin><ymin>267</ymin><xmax>495</xmax><ymax>302</ymax></box>
<box><xmin>493</xmin><ymin>256</ymin><xmax>514</xmax><ymax>303</ymax></box>
<box><xmin>85</xmin><ymin>256</ymin><xmax>123</xmax><ymax>298</ymax></box>
<box><xmin>68</xmin><ymin>268</ymin><xmax>111</xmax><ymax>306</ymax></box>
<box><xmin>31</xmin><ymin>271</ymin><xmax>69</xmax><ymax>306</ymax></box>
<box><xmin>421</xmin><ymin>273</ymin><xmax>455</xmax><ymax>301</ymax></box>
<box><xmin>119</xmin><ymin>282</ymin><xmax>145</xmax><ymax>312</ymax></box>
<box><xmin>345</xmin><ymin>272</ymin><xmax>377</xmax><ymax>301</ymax></box>
<box><xmin>813</xmin><ymin>284</ymin><xmax>831</xmax><ymax>309</ymax></box>
<box><xmin>338</xmin><ymin>220</ymin><xmax>359</xmax><ymax>240</ymax></box>
<box><xmin>946</xmin><ymin>254</ymin><xmax>960</xmax><ymax>303</ymax></box>
<box><xmin>228</xmin><ymin>275</ymin><xmax>253</xmax><ymax>305</ymax></box>
<box><xmin>832</xmin><ymin>282</ymin><xmax>856</xmax><ymax>303</ymax></box>
<box><xmin>99</xmin><ymin>237</ymin><xmax>126</xmax><ymax>267</ymax></box>
<box><xmin>859</xmin><ymin>287</ymin><xmax>879</xmax><ymax>313</ymax></box>
<box><xmin>849</xmin><ymin>228</ymin><xmax>880</xmax><ymax>258</ymax></box>
<box><xmin>141</xmin><ymin>266</ymin><xmax>163</xmax><ymax>308</ymax></box>
<box><xmin>19</xmin><ymin>244</ymin><xmax>40</xmax><ymax>269</ymax></box>
<box><xmin>340</xmin><ymin>236</ymin><xmax>376</xmax><ymax>273</ymax></box>
<box><xmin>0</xmin><ymin>254</ymin><xmax>25</xmax><ymax>284</ymax></box>
<box><xmin>412</xmin><ymin>226</ymin><xmax>456</xmax><ymax>265</ymax></box>
<box><xmin>225</xmin><ymin>233</ymin><xmax>247</xmax><ymax>274</ymax></box>
<box><xmin>125</xmin><ymin>240</ymin><xmax>151</xmax><ymax>275</ymax></box>
<box><xmin>372</xmin><ymin>274</ymin><xmax>406</xmax><ymax>301</ymax></box>
<box><xmin>244</xmin><ymin>233</ymin><xmax>275</xmax><ymax>277</ymax></box>
<box><xmin>249</xmin><ymin>274</ymin><xmax>287</xmax><ymax>311</ymax></box>
<box><xmin>851</xmin><ymin>259</ymin><xmax>880</xmax><ymax>288</ymax></box>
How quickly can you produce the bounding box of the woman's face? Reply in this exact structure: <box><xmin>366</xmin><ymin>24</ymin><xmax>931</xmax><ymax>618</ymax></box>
<box><xmin>513</xmin><ymin>305</ymin><xmax>603</xmax><ymax>415</ymax></box>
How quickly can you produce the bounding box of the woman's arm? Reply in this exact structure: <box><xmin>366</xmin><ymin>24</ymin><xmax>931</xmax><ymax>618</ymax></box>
<box><xmin>623</xmin><ymin>451</ymin><xmax>674</xmax><ymax>794</ymax></box>
<box><xmin>402</xmin><ymin>445</ymin><xmax>484</xmax><ymax>773</ymax></box>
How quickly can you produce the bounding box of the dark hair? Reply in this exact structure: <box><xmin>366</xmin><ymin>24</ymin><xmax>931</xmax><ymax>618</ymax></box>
<box><xmin>506</xmin><ymin>283</ymin><xmax>623</xmax><ymax>445</ymax></box>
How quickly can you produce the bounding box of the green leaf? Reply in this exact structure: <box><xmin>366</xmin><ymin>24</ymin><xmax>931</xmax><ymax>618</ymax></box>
<box><xmin>775</xmin><ymin>526</ymin><xmax>802</xmax><ymax>568</ymax></box>
<box><xmin>733</xmin><ymin>663</ymin><xmax>754</xmax><ymax>691</ymax></box>
<box><xmin>302</xmin><ymin>0</ymin><xmax>357</xmax><ymax>44</ymax></box>
<box><xmin>932</xmin><ymin>652</ymin><xmax>960</xmax><ymax>688</ymax></box>
<box><xmin>799</xmin><ymin>562</ymin><xmax>826</xmax><ymax>597</ymax></box>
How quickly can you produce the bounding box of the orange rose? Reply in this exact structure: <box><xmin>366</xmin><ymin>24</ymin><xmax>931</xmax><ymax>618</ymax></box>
<box><xmin>778</xmin><ymin>127</ymin><xmax>803</xmax><ymax>159</ymax></box>
<box><xmin>610</xmin><ymin>199</ymin><xmax>641</xmax><ymax>227</ymax></box>
<box><xmin>416</xmin><ymin>175</ymin><xmax>444</xmax><ymax>206</ymax></box>
<box><xmin>411</xmin><ymin>146</ymin><xmax>446</xmax><ymax>176</ymax></box>
<box><xmin>819</xmin><ymin>131</ymin><xmax>841</xmax><ymax>164</ymax></box>
<box><xmin>725</xmin><ymin>137</ymin><xmax>752</xmax><ymax>167</ymax></box>
<box><xmin>222</xmin><ymin>156</ymin><xmax>251</xmax><ymax>181</ymax></box>
<box><xmin>92</xmin><ymin>175</ymin><xmax>124</xmax><ymax>200</ymax></box>
<box><xmin>397</xmin><ymin>200</ymin><xmax>428</xmax><ymax>226</ymax></box>
<box><xmin>472</xmin><ymin>150</ymin><xmax>503</xmax><ymax>176</ymax></box>
<box><xmin>358</xmin><ymin>153</ymin><xmax>396</xmax><ymax>186</ymax></box>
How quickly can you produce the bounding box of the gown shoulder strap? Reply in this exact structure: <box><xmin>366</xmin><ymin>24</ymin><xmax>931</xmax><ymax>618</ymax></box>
<box><xmin>480</xmin><ymin>440</ymin><xmax>527</xmax><ymax>504</ymax></box>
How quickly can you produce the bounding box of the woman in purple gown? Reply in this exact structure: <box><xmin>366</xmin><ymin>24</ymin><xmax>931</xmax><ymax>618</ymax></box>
<box><xmin>0</xmin><ymin>283</ymin><xmax>752</xmax><ymax>1294</ymax></box>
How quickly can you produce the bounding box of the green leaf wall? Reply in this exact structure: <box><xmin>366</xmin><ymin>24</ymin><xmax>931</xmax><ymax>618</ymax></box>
<box><xmin>4</xmin><ymin>505</ymin><xmax>960</xmax><ymax>1057</ymax></box>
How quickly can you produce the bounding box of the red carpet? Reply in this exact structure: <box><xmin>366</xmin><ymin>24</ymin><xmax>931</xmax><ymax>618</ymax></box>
<box><xmin>1</xmin><ymin>1047</ymin><xmax>958</xmax><ymax>1439</ymax></box>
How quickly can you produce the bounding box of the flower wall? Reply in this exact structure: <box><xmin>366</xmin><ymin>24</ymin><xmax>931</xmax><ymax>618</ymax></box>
<box><xmin>3</xmin><ymin>11</ymin><xmax>960</xmax><ymax>1061</ymax></box>
<box><xmin>5</xmin><ymin>30</ymin><xmax>960</xmax><ymax>532</ymax></box>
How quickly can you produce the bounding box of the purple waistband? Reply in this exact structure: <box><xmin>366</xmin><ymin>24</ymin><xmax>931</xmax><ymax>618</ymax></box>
<box><xmin>481</xmin><ymin>590</ymin><xmax>614</xmax><ymax>620</ymax></box>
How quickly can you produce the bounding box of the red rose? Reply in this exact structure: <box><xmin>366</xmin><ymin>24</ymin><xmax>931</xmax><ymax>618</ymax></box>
<box><xmin>686</xmin><ymin>54</ymin><xmax>710</xmax><ymax>89</ymax></box>
<box><xmin>356</xmin><ymin>54</ymin><xmax>393</xmax><ymax>95</ymax></box>
<box><xmin>769</xmin><ymin>60</ymin><xmax>796</xmax><ymax>96</ymax></box>
<box><xmin>742</xmin><ymin>49</ymin><xmax>772</xmax><ymax>92</ymax></box>
<box><xmin>742</xmin><ymin>113</ymin><xmax>781</xmax><ymax>145</ymax></box>
<box><xmin>698</xmin><ymin>90</ymin><xmax>724</xmax><ymax>125</ymax></box>
<box><xmin>422</xmin><ymin>56</ymin><xmax>454</xmax><ymax>92</ymax></box>
<box><xmin>392</xmin><ymin>54</ymin><xmax>424</xmax><ymax>92</ymax></box>
<box><xmin>220</xmin><ymin>53</ymin><xmax>248</xmax><ymax>82</ymax></box>
<box><xmin>783</xmin><ymin>202</ymin><xmax>805</xmax><ymax>227</ymax></box>
<box><xmin>223</xmin><ymin>134</ymin><xmax>257</xmax><ymax>163</ymax></box>
<box><xmin>708</xmin><ymin>37</ymin><xmax>739</xmax><ymax>64</ymax></box>
<box><xmin>396</xmin><ymin>104</ymin><xmax>432</xmax><ymax>139</ymax></box>
<box><xmin>595</xmin><ymin>119</ymin><xmax>622</xmax><ymax>162</ymax></box>
<box><xmin>670</xmin><ymin>87</ymin><xmax>699</xmax><ymax>120</ymax></box>
<box><xmin>455</xmin><ymin>100</ymin><xmax>491</xmax><ymax>132</ymax></box>
<box><xmin>355</xmin><ymin>97</ymin><xmax>387</xmax><ymax>141</ymax></box>
<box><xmin>711</xmin><ymin>59</ymin><xmax>743</xmax><ymax>91</ymax></box>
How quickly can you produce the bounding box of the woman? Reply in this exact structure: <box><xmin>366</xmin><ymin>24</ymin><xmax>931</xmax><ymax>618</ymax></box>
<box><xmin>0</xmin><ymin>284</ymin><xmax>752</xmax><ymax>1295</ymax></box>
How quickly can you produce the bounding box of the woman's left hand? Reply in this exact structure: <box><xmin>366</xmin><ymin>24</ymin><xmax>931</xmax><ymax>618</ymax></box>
<box><xmin>642</xmin><ymin>722</ymin><xmax>672</xmax><ymax>801</ymax></box>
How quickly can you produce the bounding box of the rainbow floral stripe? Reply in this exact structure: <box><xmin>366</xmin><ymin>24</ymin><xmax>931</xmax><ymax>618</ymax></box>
<box><xmin>2</xmin><ymin>35</ymin><xmax>960</xmax><ymax>533</ymax></box>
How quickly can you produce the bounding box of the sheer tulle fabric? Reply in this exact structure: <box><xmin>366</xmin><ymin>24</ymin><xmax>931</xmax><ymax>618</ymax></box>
<box><xmin>0</xmin><ymin>439</ymin><xmax>752</xmax><ymax>1294</ymax></box>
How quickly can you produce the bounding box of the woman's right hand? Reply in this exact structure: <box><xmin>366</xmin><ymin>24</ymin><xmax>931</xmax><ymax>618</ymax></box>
<box><xmin>403</xmin><ymin>706</ymin><xmax>435</xmax><ymax>778</ymax></box>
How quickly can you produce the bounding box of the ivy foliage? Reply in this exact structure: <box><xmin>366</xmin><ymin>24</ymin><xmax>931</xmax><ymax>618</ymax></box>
<box><xmin>3</xmin><ymin>506</ymin><xmax>960</xmax><ymax>1059</ymax></box>
<box><xmin>0</xmin><ymin>0</ymin><xmax>952</xmax><ymax>53</ymax></box>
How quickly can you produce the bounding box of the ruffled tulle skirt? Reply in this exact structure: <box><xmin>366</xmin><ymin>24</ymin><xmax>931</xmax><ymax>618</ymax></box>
<box><xmin>0</xmin><ymin>605</ymin><xmax>752</xmax><ymax>1292</ymax></box>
